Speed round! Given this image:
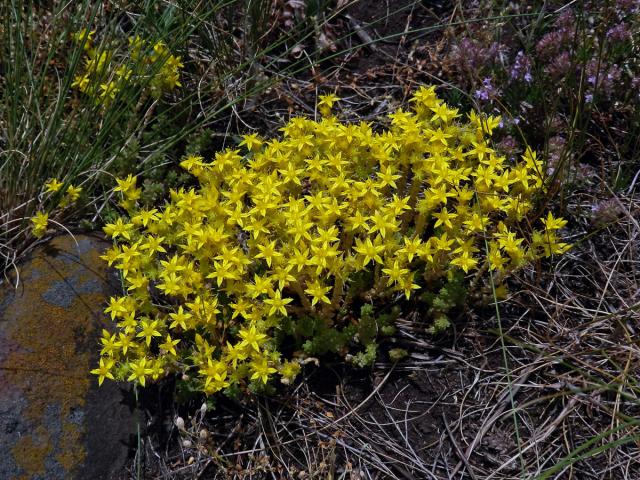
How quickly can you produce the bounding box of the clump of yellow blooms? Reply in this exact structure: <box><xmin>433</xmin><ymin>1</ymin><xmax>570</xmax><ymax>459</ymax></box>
<box><xmin>29</xmin><ymin>180</ymin><xmax>83</xmax><ymax>238</ymax></box>
<box><xmin>70</xmin><ymin>28</ymin><xmax>183</xmax><ymax>105</ymax></box>
<box><xmin>95</xmin><ymin>87</ymin><xmax>569</xmax><ymax>393</ymax></box>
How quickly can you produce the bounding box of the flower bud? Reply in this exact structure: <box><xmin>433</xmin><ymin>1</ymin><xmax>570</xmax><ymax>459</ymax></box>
<box><xmin>175</xmin><ymin>416</ymin><xmax>185</xmax><ymax>430</ymax></box>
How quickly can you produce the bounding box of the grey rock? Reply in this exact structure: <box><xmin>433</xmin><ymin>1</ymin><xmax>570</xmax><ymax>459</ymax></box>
<box><xmin>0</xmin><ymin>234</ymin><xmax>138</xmax><ymax>480</ymax></box>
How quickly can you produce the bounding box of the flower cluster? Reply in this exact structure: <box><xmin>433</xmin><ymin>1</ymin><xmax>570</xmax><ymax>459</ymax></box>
<box><xmin>474</xmin><ymin>77</ymin><xmax>499</xmax><ymax>103</ymax></box>
<box><xmin>30</xmin><ymin>179</ymin><xmax>83</xmax><ymax>238</ymax></box>
<box><xmin>446</xmin><ymin>2</ymin><xmax>639</xmax><ymax>104</ymax></box>
<box><xmin>94</xmin><ymin>87</ymin><xmax>568</xmax><ymax>394</ymax></box>
<box><xmin>71</xmin><ymin>29</ymin><xmax>183</xmax><ymax>105</ymax></box>
<box><xmin>437</xmin><ymin>0</ymin><xmax>640</xmax><ymax>190</ymax></box>
<box><xmin>509</xmin><ymin>51</ymin><xmax>533</xmax><ymax>84</ymax></box>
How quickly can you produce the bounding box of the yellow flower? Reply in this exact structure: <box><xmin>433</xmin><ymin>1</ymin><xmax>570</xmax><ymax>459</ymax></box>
<box><xmin>127</xmin><ymin>357</ymin><xmax>153</xmax><ymax>386</ymax></box>
<box><xmin>250</xmin><ymin>356</ymin><xmax>277</xmax><ymax>384</ymax></box>
<box><xmin>270</xmin><ymin>265</ymin><xmax>296</xmax><ymax>290</ymax></box>
<box><xmin>264</xmin><ymin>290</ymin><xmax>293</xmax><ymax>317</ymax></box>
<box><xmin>246</xmin><ymin>272</ymin><xmax>273</xmax><ymax>297</ymax></box>
<box><xmin>317</xmin><ymin>93</ymin><xmax>340</xmax><ymax>110</ymax></box>
<box><xmin>149</xmin><ymin>358</ymin><xmax>166</xmax><ymax>381</ymax></box>
<box><xmin>99</xmin><ymin>81</ymin><xmax>119</xmax><ymax>101</ymax></box>
<box><xmin>451</xmin><ymin>253</ymin><xmax>478</xmax><ymax>273</ymax></box>
<box><xmin>114</xmin><ymin>174</ymin><xmax>137</xmax><ymax>194</ymax></box>
<box><xmin>91</xmin><ymin>357</ymin><xmax>115</xmax><ymax>386</ymax></box>
<box><xmin>397</xmin><ymin>237</ymin><xmax>422</xmax><ymax>263</ymax></box>
<box><xmin>116</xmin><ymin>331</ymin><xmax>137</xmax><ymax>354</ymax></box>
<box><xmin>136</xmin><ymin>318</ymin><xmax>162</xmax><ymax>346</ymax></box>
<box><xmin>158</xmin><ymin>334</ymin><xmax>180</xmax><ymax>356</ymax></box>
<box><xmin>433</xmin><ymin>207</ymin><xmax>457</xmax><ymax>229</ymax></box>
<box><xmin>255</xmin><ymin>240</ymin><xmax>283</xmax><ymax>267</ymax></box>
<box><xmin>104</xmin><ymin>296</ymin><xmax>129</xmax><ymax>320</ymax></box>
<box><xmin>382</xmin><ymin>260</ymin><xmax>410</xmax><ymax>286</ymax></box>
<box><xmin>225</xmin><ymin>341</ymin><xmax>248</xmax><ymax>368</ymax></box>
<box><xmin>427</xmin><ymin>128</ymin><xmax>452</xmax><ymax>146</ymax></box>
<box><xmin>169</xmin><ymin>306</ymin><xmax>193</xmax><ymax>330</ymax></box>
<box><xmin>99</xmin><ymin>329</ymin><xmax>119</xmax><ymax>356</ymax></box>
<box><xmin>541</xmin><ymin>212</ymin><xmax>568</xmax><ymax>231</ymax></box>
<box><xmin>239</xmin><ymin>133</ymin><xmax>263</xmax><ymax>152</ymax></box>
<box><xmin>398</xmin><ymin>276</ymin><xmax>420</xmax><ymax>299</ymax></box>
<box><xmin>488</xmin><ymin>247</ymin><xmax>507</xmax><ymax>272</ymax></box>
<box><xmin>353</xmin><ymin>237</ymin><xmax>385</xmax><ymax>266</ymax></box>
<box><xmin>304</xmin><ymin>280</ymin><xmax>332</xmax><ymax>306</ymax></box>
<box><xmin>71</xmin><ymin>74</ymin><xmax>91</xmax><ymax>92</ymax></box>
<box><xmin>347</xmin><ymin>210</ymin><xmax>370</xmax><ymax>233</ymax></box>
<box><xmin>238</xmin><ymin>325</ymin><xmax>267</xmax><ymax>352</ymax></box>
<box><xmin>157</xmin><ymin>273</ymin><xmax>183</xmax><ymax>297</ymax></box>
<box><xmin>206</xmin><ymin>260</ymin><xmax>240</xmax><ymax>287</ymax></box>
<box><xmin>180</xmin><ymin>154</ymin><xmax>204</xmax><ymax>172</ymax></box>
<box><xmin>140</xmin><ymin>235</ymin><xmax>166</xmax><ymax>255</ymax></box>
<box><xmin>44</xmin><ymin>179</ymin><xmax>64</xmax><ymax>193</ymax></box>
<box><xmin>30</xmin><ymin>211</ymin><xmax>49</xmax><ymax>238</ymax></box>
<box><xmin>94</xmin><ymin>85</ymin><xmax>570</xmax><ymax>395</ymax></box>
<box><xmin>200</xmin><ymin>358</ymin><xmax>230</xmax><ymax>392</ymax></box>
<box><xmin>72</xmin><ymin>28</ymin><xmax>95</xmax><ymax>48</ymax></box>
<box><xmin>103</xmin><ymin>218</ymin><xmax>134</xmax><ymax>240</ymax></box>
<box><xmin>279</xmin><ymin>361</ymin><xmax>301</xmax><ymax>384</ymax></box>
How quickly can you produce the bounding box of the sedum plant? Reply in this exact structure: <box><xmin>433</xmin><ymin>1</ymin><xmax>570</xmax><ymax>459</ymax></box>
<box><xmin>29</xmin><ymin>180</ymin><xmax>83</xmax><ymax>238</ymax></box>
<box><xmin>71</xmin><ymin>28</ymin><xmax>183</xmax><ymax>105</ymax></box>
<box><xmin>93</xmin><ymin>86</ymin><xmax>569</xmax><ymax>394</ymax></box>
<box><xmin>24</xmin><ymin>30</ymin><xmax>184</xmax><ymax>245</ymax></box>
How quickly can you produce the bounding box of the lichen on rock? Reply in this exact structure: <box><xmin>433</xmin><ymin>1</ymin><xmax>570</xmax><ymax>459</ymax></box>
<box><xmin>0</xmin><ymin>234</ymin><xmax>137</xmax><ymax>480</ymax></box>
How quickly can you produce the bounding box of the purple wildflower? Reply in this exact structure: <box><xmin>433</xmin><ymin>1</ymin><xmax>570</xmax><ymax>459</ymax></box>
<box><xmin>585</xmin><ymin>61</ymin><xmax>623</xmax><ymax>98</ymax></box>
<box><xmin>536</xmin><ymin>9</ymin><xmax>575</xmax><ymax>59</ymax></box>
<box><xmin>536</xmin><ymin>31</ymin><xmax>563</xmax><ymax>59</ymax></box>
<box><xmin>496</xmin><ymin>135</ymin><xmax>519</xmax><ymax>160</ymax></box>
<box><xmin>474</xmin><ymin>77</ymin><xmax>497</xmax><ymax>102</ymax></box>
<box><xmin>450</xmin><ymin>35</ymin><xmax>507</xmax><ymax>77</ymax></box>
<box><xmin>510</xmin><ymin>51</ymin><xmax>533</xmax><ymax>83</ymax></box>
<box><xmin>555</xmin><ymin>9</ymin><xmax>575</xmax><ymax>31</ymax></box>
<box><xmin>607</xmin><ymin>23</ymin><xmax>631</xmax><ymax>43</ymax></box>
<box><xmin>545</xmin><ymin>52</ymin><xmax>572</xmax><ymax>79</ymax></box>
<box><xmin>590</xmin><ymin>198</ymin><xmax>625</xmax><ymax>226</ymax></box>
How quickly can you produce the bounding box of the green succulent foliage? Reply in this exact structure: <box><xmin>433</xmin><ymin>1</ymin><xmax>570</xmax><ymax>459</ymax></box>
<box><xmin>352</xmin><ymin>304</ymin><xmax>401</xmax><ymax>367</ymax></box>
<box><xmin>248</xmin><ymin>379</ymin><xmax>277</xmax><ymax>395</ymax></box>
<box><xmin>284</xmin><ymin>315</ymin><xmax>352</xmax><ymax>356</ymax></box>
<box><xmin>423</xmin><ymin>271</ymin><xmax>468</xmax><ymax>334</ymax></box>
<box><xmin>351</xmin><ymin>343</ymin><xmax>378</xmax><ymax>368</ymax></box>
<box><xmin>302</xmin><ymin>328</ymin><xmax>350</xmax><ymax>356</ymax></box>
<box><xmin>282</xmin><ymin>303</ymin><xmax>400</xmax><ymax>364</ymax></box>
<box><xmin>357</xmin><ymin>304</ymin><xmax>377</xmax><ymax>346</ymax></box>
<box><xmin>388</xmin><ymin>348</ymin><xmax>408</xmax><ymax>362</ymax></box>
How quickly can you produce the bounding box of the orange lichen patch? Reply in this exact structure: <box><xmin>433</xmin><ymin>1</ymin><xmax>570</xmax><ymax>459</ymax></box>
<box><xmin>56</xmin><ymin>422</ymin><xmax>86</xmax><ymax>471</ymax></box>
<box><xmin>0</xmin><ymin>235</ymin><xmax>110</xmax><ymax>478</ymax></box>
<box><xmin>11</xmin><ymin>426</ymin><xmax>53</xmax><ymax>479</ymax></box>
